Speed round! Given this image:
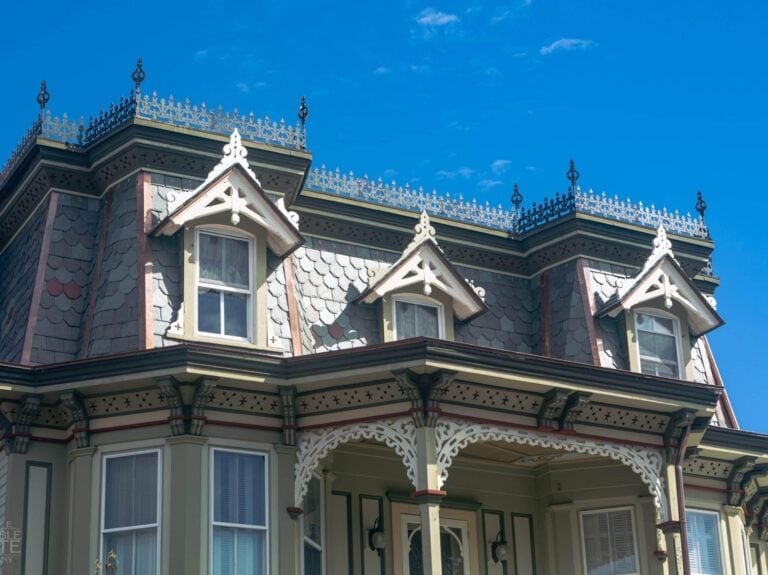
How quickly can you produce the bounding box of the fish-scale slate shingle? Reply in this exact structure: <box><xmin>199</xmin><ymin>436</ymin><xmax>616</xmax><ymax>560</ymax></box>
<box><xmin>586</xmin><ymin>260</ymin><xmax>635</xmax><ymax>369</ymax></box>
<box><xmin>150</xmin><ymin>173</ymin><xmax>201</xmax><ymax>227</ymax></box>
<box><xmin>151</xmin><ymin>234</ymin><xmax>181</xmax><ymax>348</ymax></box>
<box><xmin>691</xmin><ymin>338</ymin><xmax>709</xmax><ymax>384</ymax></box>
<box><xmin>547</xmin><ymin>261</ymin><xmax>593</xmax><ymax>364</ymax></box>
<box><xmin>266</xmin><ymin>253</ymin><xmax>292</xmax><ymax>353</ymax></box>
<box><xmin>31</xmin><ymin>193</ymin><xmax>101</xmax><ymax>364</ymax></box>
<box><xmin>88</xmin><ymin>177</ymin><xmax>139</xmax><ymax>356</ymax></box>
<box><xmin>454</xmin><ymin>266</ymin><xmax>534</xmax><ymax>353</ymax></box>
<box><xmin>0</xmin><ymin>200</ymin><xmax>48</xmax><ymax>363</ymax></box>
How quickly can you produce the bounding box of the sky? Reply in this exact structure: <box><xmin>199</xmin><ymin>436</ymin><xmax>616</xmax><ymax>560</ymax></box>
<box><xmin>1</xmin><ymin>1</ymin><xmax>767</xmax><ymax>430</ymax></box>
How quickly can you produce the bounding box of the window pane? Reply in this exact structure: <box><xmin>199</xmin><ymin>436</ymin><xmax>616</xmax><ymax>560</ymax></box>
<box><xmin>224</xmin><ymin>293</ymin><xmax>248</xmax><ymax>338</ymax></box>
<box><xmin>104</xmin><ymin>531</ymin><xmax>134</xmax><ymax>575</ymax></box>
<box><xmin>214</xmin><ymin>451</ymin><xmax>266</xmax><ymax>527</ymax></box>
<box><xmin>213</xmin><ymin>526</ymin><xmax>266</xmax><ymax>575</ymax></box>
<box><xmin>395</xmin><ymin>301</ymin><xmax>439</xmax><ymax>339</ymax></box>
<box><xmin>686</xmin><ymin>511</ymin><xmax>723</xmax><ymax>575</ymax></box>
<box><xmin>304</xmin><ymin>477</ymin><xmax>322</xmax><ymax>546</ymax></box>
<box><xmin>104</xmin><ymin>528</ymin><xmax>157</xmax><ymax>575</ymax></box>
<box><xmin>582</xmin><ymin>509</ymin><xmax>637</xmax><ymax>575</ymax></box>
<box><xmin>304</xmin><ymin>543</ymin><xmax>323</xmax><ymax>575</ymax></box>
<box><xmin>224</xmin><ymin>237</ymin><xmax>250</xmax><ymax>288</ymax></box>
<box><xmin>199</xmin><ymin>233</ymin><xmax>223</xmax><ymax>282</ymax></box>
<box><xmin>198</xmin><ymin>289</ymin><xmax>221</xmax><ymax>334</ymax></box>
<box><xmin>105</xmin><ymin>453</ymin><xmax>157</xmax><ymax>529</ymax></box>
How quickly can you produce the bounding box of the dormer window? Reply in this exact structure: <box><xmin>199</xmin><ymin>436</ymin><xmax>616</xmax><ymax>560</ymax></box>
<box><xmin>358</xmin><ymin>211</ymin><xmax>487</xmax><ymax>343</ymax></box>
<box><xmin>393</xmin><ymin>296</ymin><xmax>444</xmax><ymax>340</ymax></box>
<box><xmin>197</xmin><ymin>230</ymin><xmax>252</xmax><ymax>340</ymax></box>
<box><xmin>635</xmin><ymin>311</ymin><xmax>681</xmax><ymax>378</ymax></box>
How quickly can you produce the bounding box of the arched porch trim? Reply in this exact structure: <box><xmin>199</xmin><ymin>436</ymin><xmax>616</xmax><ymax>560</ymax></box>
<box><xmin>294</xmin><ymin>417</ymin><xmax>417</xmax><ymax>506</ymax></box>
<box><xmin>435</xmin><ymin>418</ymin><xmax>669</xmax><ymax>521</ymax></box>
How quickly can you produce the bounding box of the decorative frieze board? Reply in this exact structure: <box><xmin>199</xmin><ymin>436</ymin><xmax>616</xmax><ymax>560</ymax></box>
<box><xmin>295</xmin><ymin>379</ymin><xmax>409</xmax><ymax>415</ymax></box>
<box><xmin>682</xmin><ymin>457</ymin><xmax>733</xmax><ymax>480</ymax></box>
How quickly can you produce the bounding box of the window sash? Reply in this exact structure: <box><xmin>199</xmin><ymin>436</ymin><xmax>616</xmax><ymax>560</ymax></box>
<box><xmin>635</xmin><ymin>311</ymin><xmax>681</xmax><ymax>377</ymax></box>
<box><xmin>393</xmin><ymin>298</ymin><xmax>442</xmax><ymax>339</ymax></box>
<box><xmin>580</xmin><ymin>507</ymin><xmax>639</xmax><ymax>575</ymax></box>
<box><xmin>686</xmin><ymin>510</ymin><xmax>723</xmax><ymax>575</ymax></box>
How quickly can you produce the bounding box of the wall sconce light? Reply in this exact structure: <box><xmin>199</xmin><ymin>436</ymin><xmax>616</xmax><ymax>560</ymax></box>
<box><xmin>491</xmin><ymin>530</ymin><xmax>509</xmax><ymax>563</ymax></box>
<box><xmin>368</xmin><ymin>516</ymin><xmax>386</xmax><ymax>557</ymax></box>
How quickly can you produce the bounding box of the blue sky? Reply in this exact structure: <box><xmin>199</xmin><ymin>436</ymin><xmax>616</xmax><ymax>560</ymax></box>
<box><xmin>2</xmin><ymin>1</ymin><xmax>767</xmax><ymax>430</ymax></box>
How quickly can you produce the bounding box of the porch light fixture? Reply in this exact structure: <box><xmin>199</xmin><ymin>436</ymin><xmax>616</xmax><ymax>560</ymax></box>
<box><xmin>368</xmin><ymin>516</ymin><xmax>386</xmax><ymax>556</ymax></box>
<box><xmin>491</xmin><ymin>530</ymin><xmax>509</xmax><ymax>563</ymax></box>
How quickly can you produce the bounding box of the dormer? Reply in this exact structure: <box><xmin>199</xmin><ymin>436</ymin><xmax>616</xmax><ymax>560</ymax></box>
<box><xmin>597</xmin><ymin>225</ymin><xmax>723</xmax><ymax>379</ymax></box>
<box><xmin>357</xmin><ymin>211</ymin><xmax>487</xmax><ymax>341</ymax></box>
<box><xmin>153</xmin><ymin>129</ymin><xmax>304</xmax><ymax>348</ymax></box>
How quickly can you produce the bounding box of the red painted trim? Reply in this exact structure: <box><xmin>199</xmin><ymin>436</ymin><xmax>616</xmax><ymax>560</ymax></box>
<box><xmin>576</xmin><ymin>258</ymin><xmax>601</xmax><ymax>366</ymax></box>
<box><xmin>439</xmin><ymin>410</ymin><xmax>663</xmax><ymax>448</ymax></box>
<box><xmin>283</xmin><ymin>255</ymin><xmax>303</xmax><ymax>356</ymax></box>
<box><xmin>683</xmin><ymin>483</ymin><xmax>728</xmax><ymax>494</ymax></box>
<box><xmin>298</xmin><ymin>410</ymin><xmax>412</xmax><ymax>431</ymax></box>
<box><xmin>411</xmin><ymin>490</ymin><xmax>447</xmax><ymax>498</ymax></box>
<box><xmin>540</xmin><ymin>269</ymin><xmax>551</xmax><ymax>356</ymax></box>
<box><xmin>80</xmin><ymin>189</ymin><xmax>113</xmax><ymax>358</ymax></box>
<box><xmin>21</xmin><ymin>191</ymin><xmax>59</xmax><ymax>364</ymax></box>
<box><xmin>136</xmin><ymin>171</ymin><xmax>154</xmax><ymax>350</ymax></box>
<box><xmin>205</xmin><ymin>419</ymin><xmax>282</xmax><ymax>433</ymax></box>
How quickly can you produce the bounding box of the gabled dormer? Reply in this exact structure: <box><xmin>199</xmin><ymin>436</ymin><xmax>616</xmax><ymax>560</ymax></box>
<box><xmin>597</xmin><ymin>225</ymin><xmax>723</xmax><ymax>379</ymax></box>
<box><xmin>358</xmin><ymin>211</ymin><xmax>487</xmax><ymax>341</ymax></box>
<box><xmin>153</xmin><ymin>129</ymin><xmax>304</xmax><ymax>348</ymax></box>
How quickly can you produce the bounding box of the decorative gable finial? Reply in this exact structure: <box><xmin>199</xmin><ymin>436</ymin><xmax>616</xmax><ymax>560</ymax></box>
<box><xmin>207</xmin><ymin>129</ymin><xmax>259</xmax><ymax>181</ymax></box>
<box><xmin>651</xmin><ymin>224</ymin><xmax>673</xmax><ymax>260</ymax></box>
<box><xmin>405</xmin><ymin>210</ymin><xmax>437</xmax><ymax>252</ymax></box>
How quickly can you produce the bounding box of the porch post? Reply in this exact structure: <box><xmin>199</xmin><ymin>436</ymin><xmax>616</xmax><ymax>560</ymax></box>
<box><xmin>413</xmin><ymin>425</ymin><xmax>444</xmax><ymax>575</ymax></box>
<box><xmin>723</xmin><ymin>506</ymin><xmax>748</xmax><ymax>573</ymax></box>
<box><xmin>660</xmin><ymin>462</ymin><xmax>686</xmax><ymax>575</ymax></box>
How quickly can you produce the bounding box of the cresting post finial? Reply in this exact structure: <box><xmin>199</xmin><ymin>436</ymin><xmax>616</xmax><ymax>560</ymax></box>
<box><xmin>695</xmin><ymin>190</ymin><xmax>707</xmax><ymax>221</ymax></box>
<box><xmin>566</xmin><ymin>159</ymin><xmax>580</xmax><ymax>192</ymax></box>
<box><xmin>132</xmin><ymin>58</ymin><xmax>146</xmax><ymax>92</ymax></box>
<box><xmin>298</xmin><ymin>95</ymin><xmax>308</xmax><ymax>126</ymax></box>
<box><xmin>511</xmin><ymin>183</ymin><xmax>523</xmax><ymax>210</ymax></box>
<box><xmin>36</xmin><ymin>81</ymin><xmax>50</xmax><ymax>111</ymax></box>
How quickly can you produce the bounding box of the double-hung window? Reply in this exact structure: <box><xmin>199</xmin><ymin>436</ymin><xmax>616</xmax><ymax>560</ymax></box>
<box><xmin>303</xmin><ymin>475</ymin><xmax>324</xmax><ymax>574</ymax></box>
<box><xmin>634</xmin><ymin>311</ymin><xmax>681</xmax><ymax>378</ymax></box>
<box><xmin>580</xmin><ymin>507</ymin><xmax>639</xmax><ymax>575</ymax></box>
<box><xmin>197</xmin><ymin>230</ymin><xmax>252</xmax><ymax>340</ymax></box>
<box><xmin>686</xmin><ymin>509</ymin><xmax>723</xmax><ymax>575</ymax></box>
<box><xmin>101</xmin><ymin>450</ymin><xmax>160</xmax><ymax>575</ymax></box>
<box><xmin>211</xmin><ymin>449</ymin><xmax>268</xmax><ymax>574</ymax></box>
<box><xmin>393</xmin><ymin>297</ymin><xmax>443</xmax><ymax>340</ymax></box>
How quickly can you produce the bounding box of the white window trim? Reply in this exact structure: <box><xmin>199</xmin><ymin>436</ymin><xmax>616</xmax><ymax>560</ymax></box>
<box><xmin>99</xmin><ymin>448</ymin><xmax>162</xmax><ymax>575</ymax></box>
<box><xmin>579</xmin><ymin>505</ymin><xmax>641</xmax><ymax>575</ymax></box>
<box><xmin>686</xmin><ymin>508</ymin><xmax>726</xmax><ymax>575</ymax></box>
<box><xmin>209</xmin><ymin>447</ymin><xmax>270</xmax><ymax>575</ymax></box>
<box><xmin>391</xmin><ymin>294</ymin><xmax>445</xmax><ymax>340</ymax></box>
<box><xmin>633</xmin><ymin>308</ymin><xmax>684</xmax><ymax>378</ymax></box>
<box><xmin>195</xmin><ymin>226</ymin><xmax>254</xmax><ymax>343</ymax></box>
<box><xmin>301</xmin><ymin>472</ymin><xmax>325</xmax><ymax>575</ymax></box>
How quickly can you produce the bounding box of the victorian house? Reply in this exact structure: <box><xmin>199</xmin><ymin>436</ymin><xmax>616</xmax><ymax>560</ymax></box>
<box><xmin>0</xmin><ymin>66</ymin><xmax>766</xmax><ymax>575</ymax></box>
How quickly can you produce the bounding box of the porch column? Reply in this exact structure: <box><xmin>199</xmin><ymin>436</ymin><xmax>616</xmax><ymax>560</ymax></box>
<box><xmin>277</xmin><ymin>445</ymin><xmax>302</xmax><ymax>575</ymax></box>
<box><xmin>413</xmin><ymin>425</ymin><xmax>444</xmax><ymax>575</ymax></box>
<box><xmin>723</xmin><ymin>506</ymin><xmax>748</xmax><ymax>573</ymax></box>
<box><xmin>660</xmin><ymin>463</ymin><xmax>686</xmax><ymax>575</ymax></box>
<box><xmin>66</xmin><ymin>447</ymin><xmax>96</xmax><ymax>575</ymax></box>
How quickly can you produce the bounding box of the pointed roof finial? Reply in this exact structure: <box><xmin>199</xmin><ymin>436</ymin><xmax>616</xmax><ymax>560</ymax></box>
<box><xmin>298</xmin><ymin>95</ymin><xmax>308</xmax><ymax>127</ymax></box>
<box><xmin>36</xmin><ymin>81</ymin><xmax>50</xmax><ymax>111</ymax></box>
<box><xmin>511</xmin><ymin>183</ymin><xmax>523</xmax><ymax>209</ymax></box>
<box><xmin>695</xmin><ymin>190</ymin><xmax>707</xmax><ymax>220</ymax></box>
<box><xmin>132</xmin><ymin>58</ymin><xmax>146</xmax><ymax>92</ymax></box>
<box><xmin>566</xmin><ymin>159</ymin><xmax>579</xmax><ymax>192</ymax></box>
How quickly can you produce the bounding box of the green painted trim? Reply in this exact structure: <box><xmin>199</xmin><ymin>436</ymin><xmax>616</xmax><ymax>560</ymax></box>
<box><xmin>359</xmin><ymin>494</ymin><xmax>385</xmax><ymax>575</ymax></box>
<box><xmin>21</xmin><ymin>460</ymin><xmax>52</xmax><ymax>575</ymax></box>
<box><xmin>510</xmin><ymin>512</ymin><xmax>536</xmax><ymax>575</ymax></box>
<box><xmin>481</xmin><ymin>509</ymin><xmax>505</xmax><ymax>575</ymax></box>
<box><xmin>332</xmin><ymin>490</ymin><xmax>354</xmax><ymax>575</ymax></box>
<box><xmin>387</xmin><ymin>490</ymin><xmax>481</xmax><ymax>511</ymax></box>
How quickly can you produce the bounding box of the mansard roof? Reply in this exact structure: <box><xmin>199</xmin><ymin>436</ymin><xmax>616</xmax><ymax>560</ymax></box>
<box><xmin>152</xmin><ymin>129</ymin><xmax>303</xmax><ymax>257</ymax></box>
<box><xmin>357</xmin><ymin>211</ymin><xmax>488</xmax><ymax>321</ymax></box>
<box><xmin>597</xmin><ymin>225</ymin><xmax>723</xmax><ymax>336</ymax></box>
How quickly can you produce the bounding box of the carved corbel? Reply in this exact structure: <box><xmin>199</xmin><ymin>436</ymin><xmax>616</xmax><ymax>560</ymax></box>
<box><xmin>393</xmin><ymin>369</ymin><xmax>456</xmax><ymax>428</ymax></box>
<box><xmin>537</xmin><ymin>389</ymin><xmax>569</xmax><ymax>430</ymax></box>
<box><xmin>157</xmin><ymin>378</ymin><xmax>185</xmax><ymax>436</ymax></box>
<box><xmin>60</xmin><ymin>391</ymin><xmax>90</xmax><ymax>448</ymax></box>
<box><xmin>189</xmin><ymin>379</ymin><xmax>216</xmax><ymax>436</ymax></box>
<box><xmin>559</xmin><ymin>392</ymin><xmax>591</xmax><ymax>431</ymax></box>
<box><xmin>279</xmin><ymin>386</ymin><xmax>297</xmax><ymax>446</ymax></box>
<box><xmin>7</xmin><ymin>395</ymin><xmax>42</xmax><ymax>454</ymax></box>
<box><xmin>662</xmin><ymin>409</ymin><xmax>696</xmax><ymax>464</ymax></box>
<box><xmin>727</xmin><ymin>456</ymin><xmax>757</xmax><ymax>506</ymax></box>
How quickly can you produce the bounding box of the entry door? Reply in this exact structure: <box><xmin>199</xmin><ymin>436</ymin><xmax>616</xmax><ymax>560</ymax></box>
<box><xmin>400</xmin><ymin>514</ymin><xmax>471</xmax><ymax>575</ymax></box>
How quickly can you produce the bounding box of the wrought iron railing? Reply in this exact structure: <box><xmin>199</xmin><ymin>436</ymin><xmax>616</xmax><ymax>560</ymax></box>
<box><xmin>0</xmin><ymin>90</ymin><xmax>307</xmax><ymax>187</ymax></box>
<box><xmin>305</xmin><ymin>166</ymin><xmax>711</xmax><ymax>241</ymax></box>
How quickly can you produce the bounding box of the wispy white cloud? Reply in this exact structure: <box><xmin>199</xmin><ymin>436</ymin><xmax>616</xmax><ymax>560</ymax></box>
<box><xmin>436</xmin><ymin>170</ymin><xmax>456</xmax><ymax>179</ymax></box>
<box><xmin>526</xmin><ymin>165</ymin><xmax>537</xmax><ymax>172</ymax></box>
<box><xmin>194</xmin><ymin>48</ymin><xmax>209</xmax><ymax>61</ymax></box>
<box><xmin>540</xmin><ymin>38</ymin><xmax>596</xmax><ymax>55</ymax></box>
<box><xmin>235</xmin><ymin>81</ymin><xmax>268</xmax><ymax>94</ymax></box>
<box><xmin>410</xmin><ymin>63</ymin><xmax>431</xmax><ymax>73</ymax></box>
<box><xmin>484</xmin><ymin>67</ymin><xmax>503</xmax><ymax>77</ymax></box>
<box><xmin>458</xmin><ymin>167</ymin><xmax>474</xmax><ymax>179</ymax></box>
<box><xmin>491</xmin><ymin>159</ymin><xmax>513</xmax><ymax>175</ymax></box>
<box><xmin>382</xmin><ymin>168</ymin><xmax>398</xmax><ymax>179</ymax></box>
<box><xmin>236</xmin><ymin>82</ymin><xmax>250</xmax><ymax>94</ymax></box>
<box><xmin>490</xmin><ymin>10</ymin><xmax>511</xmax><ymax>24</ymax></box>
<box><xmin>416</xmin><ymin>7</ymin><xmax>459</xmax><ymax>27</ymax></box>
<box><xmin>373</xmin><ymin>66</ymin><xmax>392</xmax><ymax>75</ymax></box>
<box><xmin>478</xmin><ymin>179</ymin><xmax>503</xmax><ymax>190</ymax></box>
